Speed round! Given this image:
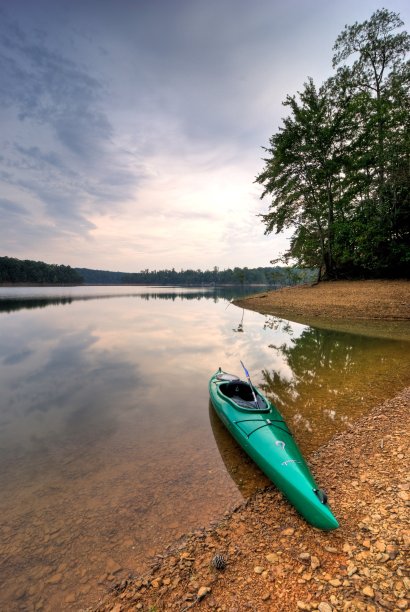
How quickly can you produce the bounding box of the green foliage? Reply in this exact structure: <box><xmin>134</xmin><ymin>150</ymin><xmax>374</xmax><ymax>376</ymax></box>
<box><xmin>0</xmin><ymin>256</ymin><xmax>83</xmax><ymax>284</ymax></box>
<box><xmin>258</xmin><ymin>9</ymin><xmax>410</xmax><ymax>279</ymax></box>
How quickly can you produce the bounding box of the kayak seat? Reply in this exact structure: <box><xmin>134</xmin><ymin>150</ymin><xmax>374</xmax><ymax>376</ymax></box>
<box><xmin>219</xmin><ymin>382</ymin><xmax>269</xmax><ymax>411</ymax></box>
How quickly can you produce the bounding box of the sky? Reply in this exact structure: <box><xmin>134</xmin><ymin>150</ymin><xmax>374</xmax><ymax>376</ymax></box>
<box><xmin>1</xmin><ymin>0</ymin><xmax>409</xmax><ymax>272</ymax></box>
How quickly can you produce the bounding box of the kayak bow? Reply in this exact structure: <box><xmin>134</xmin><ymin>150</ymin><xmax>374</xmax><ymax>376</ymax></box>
<box><xmin>209</xmin><ymin>367</ymin><xmax>339</xmax><ymax>530</ymax></box>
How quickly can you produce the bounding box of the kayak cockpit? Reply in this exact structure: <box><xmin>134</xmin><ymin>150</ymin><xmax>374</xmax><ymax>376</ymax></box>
<box><xmin>218</xmin><ymin>381</ymin><xmax>270</xmax><ymax>412</ymax></box>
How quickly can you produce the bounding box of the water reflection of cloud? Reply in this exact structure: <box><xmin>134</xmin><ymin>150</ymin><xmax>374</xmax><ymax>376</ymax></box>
<box><xmin>0</xmin><ymin>322</ymin><xmax>142</xmax><ymax>453</ymax></box>
<box><xmin>0</xmin><ymin>286</ymin><xmax>268</xmax><ymax>317</ymax></box>
<box><xmin>224</xmin><ymin>309</ymin><xmax>302</xmax><ymax>384</ymax></box>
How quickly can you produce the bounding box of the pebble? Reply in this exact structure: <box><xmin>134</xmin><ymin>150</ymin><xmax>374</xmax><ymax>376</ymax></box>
<box><xmin>197</xmin><ymin>586</ymin><xmax>211</xmax><ymax>600</ymax></box>
<box><xmin>47</xmin><ymin>573</ymin><xmax>62</xmax><ymax>585</ymax></box>
<box><xmin>386</xmin><ymin>544</ymin><xmax>399</xmax><ymax>559</ymax></box>
<box><xmin>362</xmin><ymin>585</ymin><xmax>375</xmax><ymax>598</ymax></box>
<box><xmin>310</xmin><ymin>556</ymin><xmax>321</xmax><ymax>570</ymax></box>
<box><xmin>105</xmin><ymin>559</ymin><xmax>122</xmax><ymax>575</ymax></box>
<box><xmin>318</xmin><ymin>603</ymin><xmax>332</xmax><ymax>612</ymax></box>
<box><xmin>299</xmin><ymin>552</ymin><xmax>311</xmax><ymax>560</ymax></box>
<box><xmin>254</xmin><ymin>566</ymin><xmax>264</xmax><ymax>574</ymax></box>
<box><xmin>281</xmin><ymin>527</ymin><xmax>295</xmax><ymax>536</ymax></box>
<box><xmin>375</xmin><ymin>540</ymin><xmax>386</xmax><ymax>552</ymax></box>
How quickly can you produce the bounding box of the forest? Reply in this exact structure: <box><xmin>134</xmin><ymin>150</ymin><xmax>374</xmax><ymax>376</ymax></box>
<box><xmin>257</xmin><ymin>9</ymin><xmax>410</xmax><ymax>280</ymax></box>
<box><xmin>76</xmin><ymin>265</ymin><xmax>313</xmax><ymax>286</ymax></box>
<box><xmin>0</xmin><ymin>256</ymin><xmax>83</xmax><ymax>284</ymax></box>
<box><xmin>0</xmin><ymin>256</ymin><xmax>314</xmax><ymax>286</ymax></box>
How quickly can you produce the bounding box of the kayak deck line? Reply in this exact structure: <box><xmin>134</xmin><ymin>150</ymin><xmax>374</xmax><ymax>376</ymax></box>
<box><xmin>234</xmin><ymin>418</ymin><xmax>293</xmax><ymax>439</ymax></box>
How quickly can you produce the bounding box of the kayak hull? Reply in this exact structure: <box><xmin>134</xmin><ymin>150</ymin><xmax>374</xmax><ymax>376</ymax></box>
<box><xmin>209</xmin><ymin>370</ymin><xmax>339</xmax><ymax>530</ymax></box>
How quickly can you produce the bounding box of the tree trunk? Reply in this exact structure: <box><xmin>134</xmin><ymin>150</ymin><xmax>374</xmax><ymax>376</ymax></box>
<box><xmin>326</xmin><ymin>183</ymin><xmax>337</xmax><ymax>279</ymax></box>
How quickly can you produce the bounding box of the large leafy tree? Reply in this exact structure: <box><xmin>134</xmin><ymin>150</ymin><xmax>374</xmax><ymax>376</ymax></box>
<box><xmin>258</xmin><ymin>9</ymin><xmax>410</xmax><ymax>279</ymax></box>
<box><xmin>332</xmin><ymin>9</ymin><xmax>410</xmax><ymax>274</ymax></box>
<box><xmin>333</xmin><ymin>9</ymin><xmax>409</xmax><ymax>194</ymax></box>
<box><xmin>257</xmin><ymin>77</ymin><xmax>355</xmax><ymax>279</ymax></box>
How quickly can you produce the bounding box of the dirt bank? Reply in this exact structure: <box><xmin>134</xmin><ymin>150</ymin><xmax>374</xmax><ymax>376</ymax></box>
<box><xmin>233</xmin><ymin>280</ymin><xmax>410</xmax><ymax>322</ymax></box>
<box><xmin>93</xmin><ymin>388</ymin><xmax>409</xmax><ymax>612</ymax></box>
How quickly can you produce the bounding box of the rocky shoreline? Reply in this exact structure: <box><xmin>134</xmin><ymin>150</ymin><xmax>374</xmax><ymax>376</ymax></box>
<box><xmin>93</xmin><ymin>387</ymin><xmax>409</xmax><ymax>612</ymax></box>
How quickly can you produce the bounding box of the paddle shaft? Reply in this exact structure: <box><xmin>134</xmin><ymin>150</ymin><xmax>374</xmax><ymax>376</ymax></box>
<box><xmin>240</xmin><ymin>360</ymin><xmax>258</xmax><ymax>406</ymax></box>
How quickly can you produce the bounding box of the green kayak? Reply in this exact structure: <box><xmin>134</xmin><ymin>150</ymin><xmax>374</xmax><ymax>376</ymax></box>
<box><xmin>209</xmin><ymin>367</ymin><xmax>339</xmax><ymax>530</ymax></box>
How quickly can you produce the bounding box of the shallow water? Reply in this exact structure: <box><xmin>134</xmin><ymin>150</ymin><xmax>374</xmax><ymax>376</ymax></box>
<box><xmin>0</xmin><ymin>285</ymin><xmax>409</xmax><ymax>611</ymax></box>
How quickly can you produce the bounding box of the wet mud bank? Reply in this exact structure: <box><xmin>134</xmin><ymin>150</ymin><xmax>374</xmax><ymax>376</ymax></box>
<box><xmin>93</xmin><ymin>387</ymin><xmax>409</xmax><ymax>612</ymax></box>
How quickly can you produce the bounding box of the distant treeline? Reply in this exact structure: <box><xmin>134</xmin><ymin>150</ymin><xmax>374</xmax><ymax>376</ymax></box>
<box><xmin>76</xmin><ymin>266</ymin><xmax>315</xmax><ymax>286</ymax></box>
<box><xmin>0</xmin><ymin>256</ymin><xmax>316</xmax><ymax>286</ymax></box>
<box><xmin>0</xmin><ymin>256</ymin><xmax>83</xmax><ymax>284</ymax></box>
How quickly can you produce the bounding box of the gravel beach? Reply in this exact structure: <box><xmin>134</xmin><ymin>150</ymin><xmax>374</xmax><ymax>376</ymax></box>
<box><xmin>94</xmin><ymin>388</ymin><xmax>409</xmax><ymax>612</ymax></box>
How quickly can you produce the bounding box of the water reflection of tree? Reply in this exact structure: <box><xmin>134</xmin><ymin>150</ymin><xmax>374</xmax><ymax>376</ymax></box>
<box><xmin>0</xmin><ymin>286</ymin><xmax>268</xmax><ymax>313</ymax></box>
<box><xmin>0</xmin><ymin>297</ymin><xmax>74</xmax><ymax>313</ymax></box>
<box><xmin>260</xmin><ymin>320</ymin><xmax>410</xmax><ymax>454</ymax></box>
<box><xmin>232</xmin><ymin>309</ymin><xmax>245</xmax><ymax>333</ymax></box>
<box><xmin>263</xmin><ymin>316</ymin><xmax>294</xmax><ymax>336</ymax></box>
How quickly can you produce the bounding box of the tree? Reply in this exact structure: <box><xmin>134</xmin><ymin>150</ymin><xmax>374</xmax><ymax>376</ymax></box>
<box><xmin>257</xmin><ymin>78</ymin><xmax>353</xmax><ymax>279</ymax></box>
<box><xmin>258</xmin><ymin>9</ymin><xmax>410</xmax><ymax>279</ymax></box>
<box><xmin>332</xmin><ymin>9</ymin><xmax>410</xmax><ymax>275</ymax></box>
<box><xmin>333</xmin><ymin>9</ymin><xmax>410</xmax><ymax>196</ymax></box>
<box><xmin>0</xmin><ymin>257</ymin><xmax>83</xmax><ymax>284</ymax></box>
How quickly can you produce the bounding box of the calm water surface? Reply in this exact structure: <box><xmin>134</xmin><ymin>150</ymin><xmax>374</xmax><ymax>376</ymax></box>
<box><xmin>1</xmin><ymin>285</ymin><xmax>409</xmax><ymax>611</ymax></box>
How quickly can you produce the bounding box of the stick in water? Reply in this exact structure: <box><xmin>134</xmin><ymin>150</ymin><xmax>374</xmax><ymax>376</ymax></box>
<box><xmin>240</xmin><ymin>360</ymin><xmax>258</xmax><ymax>406</ymax></box>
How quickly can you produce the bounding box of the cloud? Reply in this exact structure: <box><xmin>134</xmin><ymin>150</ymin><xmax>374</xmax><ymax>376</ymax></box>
<box><xmin>0</xmin><ymin>11</ymin><xmax>111</xmax><ymax>152</ymax></box>
<box><xmin>3</xmin><ymin>0</ymin><xmax>405</xmax><ymax>269</ymax></box>
<box><xmin>3</xmin><ymin>349</ymin><xmax>33</xmax><ymax>365</ymax></box>
<box><xmin>0</xmin><ymin>197</ymin><xmax>28</xmax><ymax>216</ymax></box>
<box><xmin>0</xmin><ymin>7</ymin><xmax>144</xmax><ymax>245</ymax></box>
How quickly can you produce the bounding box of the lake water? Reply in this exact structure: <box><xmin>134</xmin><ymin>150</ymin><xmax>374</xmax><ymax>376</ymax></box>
<box><xmin>1</xmin><ymin>285</ymin><xmax>409</xmax><ymax>611</ymax></box>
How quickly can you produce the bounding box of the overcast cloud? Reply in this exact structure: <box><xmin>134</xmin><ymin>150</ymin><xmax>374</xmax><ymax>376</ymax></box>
<box><xmin>1</xmin><ymin>0</ymin><xmax>409</xmax><ymax>271</ymax></box>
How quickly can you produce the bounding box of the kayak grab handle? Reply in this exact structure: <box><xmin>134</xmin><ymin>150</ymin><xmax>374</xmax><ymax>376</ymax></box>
<box><xmin>313</xmin><ymin>489</ymin><xmax>328</xmax><ymax>505</ymax></box>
